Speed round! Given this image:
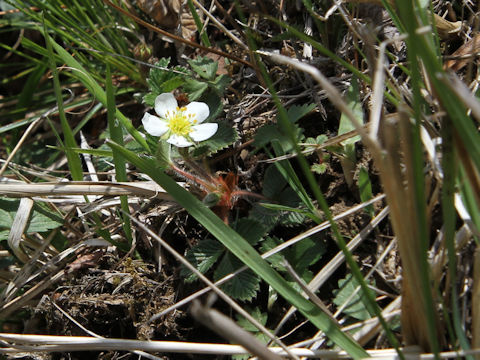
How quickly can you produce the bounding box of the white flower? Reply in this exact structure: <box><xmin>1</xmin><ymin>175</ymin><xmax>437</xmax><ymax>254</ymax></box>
<box><xmin>142</xmin><ymin>93</ymin><xmax>218</xmax><ymax>147</ymax></box>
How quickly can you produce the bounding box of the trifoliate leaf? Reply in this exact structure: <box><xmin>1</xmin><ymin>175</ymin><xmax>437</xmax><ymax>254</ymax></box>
<box><xmin>182</xmin><ymin>239</ymin><xmax>225</xmax><ymax>282</ymax></box>
<box><xmin>333</xmin><ymin>274</ymin><xmax>374</xmax><ymax>321</ymax></box>
<box><xmin>215</xmin><ymin>252</ymin><xmax>260</xmax><ymax>301</ymax></box>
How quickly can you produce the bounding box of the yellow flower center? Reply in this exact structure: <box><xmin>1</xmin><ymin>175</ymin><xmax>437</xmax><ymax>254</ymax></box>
<box><xmin>166</xmin><ymin>107</ymin><xmax>197</xmax><ymax>136</ymax></box>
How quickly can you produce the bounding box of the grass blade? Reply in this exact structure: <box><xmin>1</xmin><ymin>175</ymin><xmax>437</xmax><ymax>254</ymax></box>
<box><xmin>106</xmin><ymin>64</ymin><xmax>132</xmax><ymax>243</ymax></box>
<box><xmin>106</xmin><ymin>139</ymin><xmax>369</xmax><ymax>359</ymax></box>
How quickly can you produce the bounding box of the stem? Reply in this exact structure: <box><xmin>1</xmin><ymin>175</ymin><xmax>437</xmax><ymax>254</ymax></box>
<box><xmin>170</xmin><ymin>163</ymin><xmax>215</xmax><ymax>192</ymax></box>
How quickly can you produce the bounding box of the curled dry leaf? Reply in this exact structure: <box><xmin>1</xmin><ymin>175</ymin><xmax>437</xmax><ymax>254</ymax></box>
<box><xmin>345</xmin><ymin>0</ymin><xmax>462</xmax><ymax>40</ymax></box>
<box><xmin>445</xmin><ymin>33</ymin><xmax>480</xmax><ymax>71</ymax></box>
<box><xmin>137</xmin><ymin>0</ymin><xmax>181</xmax><ymax>28</ymax></box>
<box><xmin>137</xmin><ymin>0</ymin><xmax>201</xmax><ymax>41</ymax></box>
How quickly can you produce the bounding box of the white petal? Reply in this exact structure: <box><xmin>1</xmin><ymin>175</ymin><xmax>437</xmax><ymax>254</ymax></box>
<box><xmin>167</xmin><ymin>134</ymin><xmax>193</xmax><ymax>147</ymax></box>
<box><xmin>190</xmin><ymin>123</ymin><xmax>218</xmax><ymax>142</ymax></box>
<box><xmin>154</xmin><ymin>93</ymin><xmax>178</xmax><ymax>118</ymax></box>
<box><xmin>142</xmin><ymin>113</ymin><xmax>168</xmax><ymax>136</ymax></box>
<box><xmin>185</xmin><ymin>101</ymin><xmax>209</xmax><ymax>123</ymax></box>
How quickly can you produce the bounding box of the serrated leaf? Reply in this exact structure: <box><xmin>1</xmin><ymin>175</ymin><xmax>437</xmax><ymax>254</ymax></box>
<box><xmin>287</xmin><ymin>103</ymin><xmax>316</xmax><ymax>123</ymax></box>
<box><xmin>182</xmin><ymin>78</ymin><xmax>209</xmax><ymax>101</ymax></box>
<box><xmin>188</xmin><ymin>56</ymin><xmax>218</xmax><ymax>80</ymax></box>
<box><xmin>259</xmin><ymin>236</ymin><xmax>285</xmax><ymax>270</ymax></box>
<box><xmin>234</xmin><ymin>218</ymin><xmax>267</xmax><ymax>246</ymax></box>
<box><xmin>248</xmin><ymin>203</ymin><xmax>281</xmax><ymax>231</ymax></box>
<box><xmin>333</xmin><ymin>274</ymin><xmax>374</xmax><ymax>321</ymax></box>
<box><xmin>212</xmin><ymin>74</ymin><xmax>231</xmax><ymax>94</ymax></box>
<box><xmin>202</xmin><ymin>91</ymin><xmax>224</xmax><ymax>121</ymax></box>
<box><xmin>182</xmin><ymin>239</ymin><xmax>225</xmax><ymax>282</ymax></box>
<box><xmin>235</xmin><ymin>306</ymin><xmax>268</xmax><ymax>331</ymax></box>
<box><xmin>253</xmin><ymin>124</ymin><xmax>284</xmax><ymax>149</ymax></box>
<box><xmin>285</xmin><ymin>237</ymin><xmax>325</xmax><ymax>275</ymax></box>
<box><xmin>262</xmin><ymin>165</ymin><xmax>287</xmax><ymax>198</ymax></box>
<box><xmin>145</xmin><ymin>58</ymin><xmax>189</xmax><ymax>105</ymax></box>
<box><xmin>311</xmin><ymin>163</ymin><xmax>328</xmax><ymax>174</ymax></box>
<box><xmin>215</xmin><ymin>252</ymin><xmax>260</xmax><ymax>301</ymax></box>
<box><xmin>0</xmin><ymin>198</ymin><xmax>63</xmax><ymax>234</ymax></box>
<box><xmin>191</xmin><ymin>121</ymin><xmax>238</xmax><ymax>157</ymax></box>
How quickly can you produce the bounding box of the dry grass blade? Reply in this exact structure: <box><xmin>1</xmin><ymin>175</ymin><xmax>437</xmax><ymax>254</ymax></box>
<box><xmin>273</xmin><ymin>206</ymin><xmax>390</xmax><ymax>335</ymax></box>
<box><xmin>257</xmin><ymin>49</ymin><xmax>442</xmax><ymax>350</ymax></box>
<box><xmin>3</xmin><ymin>333</ymin><xmax>480</xmax><ymax>358</ymax></box>
<box><xmin>7</xmin><ymin>198</ymin><xmax>34</xmax><ymax>263</ymax></box>
<box><xmin>190</xmin><ymin>301</ymin><xmax>284</xmax><ymax>360</ymax></box>
<box><xmin>151</xmin><ymin>195</ymin><xmax>386</xmax><ymax>320</ymax></box>
<box><xmin>0</xmin><ymin>181</ymin><xmax>175</xmax><ymax>200</ymax></box>
<box><xmin>128</xmin><ymin>215</ymin><xmax>298</xmax><ymax>359</ymax></box>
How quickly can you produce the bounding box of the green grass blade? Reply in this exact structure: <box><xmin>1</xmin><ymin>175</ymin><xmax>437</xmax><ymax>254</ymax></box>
<box><xmin>442</xmin><ymin>120</ymin><xmax>473</xmax><ymax>357</ymax></box>
<box><xmin>43</xmin><ymin>34</ymin><xmax>150</xmax><ymax>153</ymax></box>
<box><xmin>106</xmin><ymin>64</ymin><xmax>132</xmax><ymax>243</ymax></box>
<box><xmin>107</xmin><ymin>139</ymin><xmax>369</xmax><ymax>359</ymax></box>
<box><xmin>187</xmin><ymin>0</ymin><xmax>211</xmax><ymax>47</ymax></box>
<box><xmin>44</xmin><ymin>24</ymin><xmax>83</xmax><ymax>181</ymax></box>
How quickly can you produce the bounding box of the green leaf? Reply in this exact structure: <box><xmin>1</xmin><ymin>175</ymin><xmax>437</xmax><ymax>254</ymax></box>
<box><xmin>191</xmin><ymin>121</ymin><xmax>239</xmax><ymax>157</ymax></box>
<box><xmin>47</xmin><ymin>36</ymin><xmax>150</xmax><ymax>152</ymax></box>
<box><xmin>333</xmin><ymin>274</ymin><xmax>374</xmax><ymax>321</ymax></box>
<box><xmin>45</xmin><ymin>26</ymin><xmax>83</xmax><ymax>181</ymax></box>
<box><xmin>106</xmin><ymin>140</ymin><xmax>369</xmax><ymax>358</ymax></box>
<box><xmin>188</xmin><ymin>56</ymin><xmax>218</xmax><ymax>80</ymax></box>
<box><xmin>0</xmin><ymin>198</ymin><xmax>63</xmax><ymax>234</ymax></box>
<box><xmin>182</xmin><ymin>239</ymin><xmax>224</xmax><ymax>282</ymax></box>
<box><xmin>338</xmin><ymin>76</ymin><xmax>364</xmax><ymax>161</ymax></box>
<box><xmin>285</xmin><ymin>237</ymin><xmax>325</xmax><ymax>276</ymax></box>
<box><xmin>253</xmin><ymin>125</ymin><xmax>284</xmax><ymax>149</ymax></box>
<box><xmin>287</xmin><ymin>103</ymin><xmax>316</xmax><ymax>123</ymax></box>
<box><xmin>235</xmin><ymin>306</ymin><xmax>268</xmax><ymax>331</ymax></box>
<box><xmin>211</xmin><ymin>74</ymin><xmax>231</xmax><ymax>94</ymax></box>
<box><xmin>262</xmin><ymin>164</ymin><xmax>287</xmax><ymax>199</ymax></box>
<box><xmin>311</xmin><ymin>163</ymin><xmax>328</xmax><ymax>174</ymax></box>
<box><xmin>234</xmin><ymin>219</ymin><xmax>267</xmax><ymax>246</ymax></box>
<box><xmin>0</xmin><ymin>230</ymin><xmax>10</xmax><ymax>242</ymax></box>
<box><xmin>145</xmin><ymin>58</ymin><xmax>189</xmax><ymax>105</ymax></box>
<box><xmin>182</xmin><ymin>78</ymin><xmax>209</xmax><ymax>101</ymax></box>
<box><xmin>358</xmin><ymin>166</ymin><xmax>374</xmax><ymax>216</ymax></box>
<box><xmin>215</xmin><ymin>252</ymin><xmax>261</xmax><ymax>301</ymax></box>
